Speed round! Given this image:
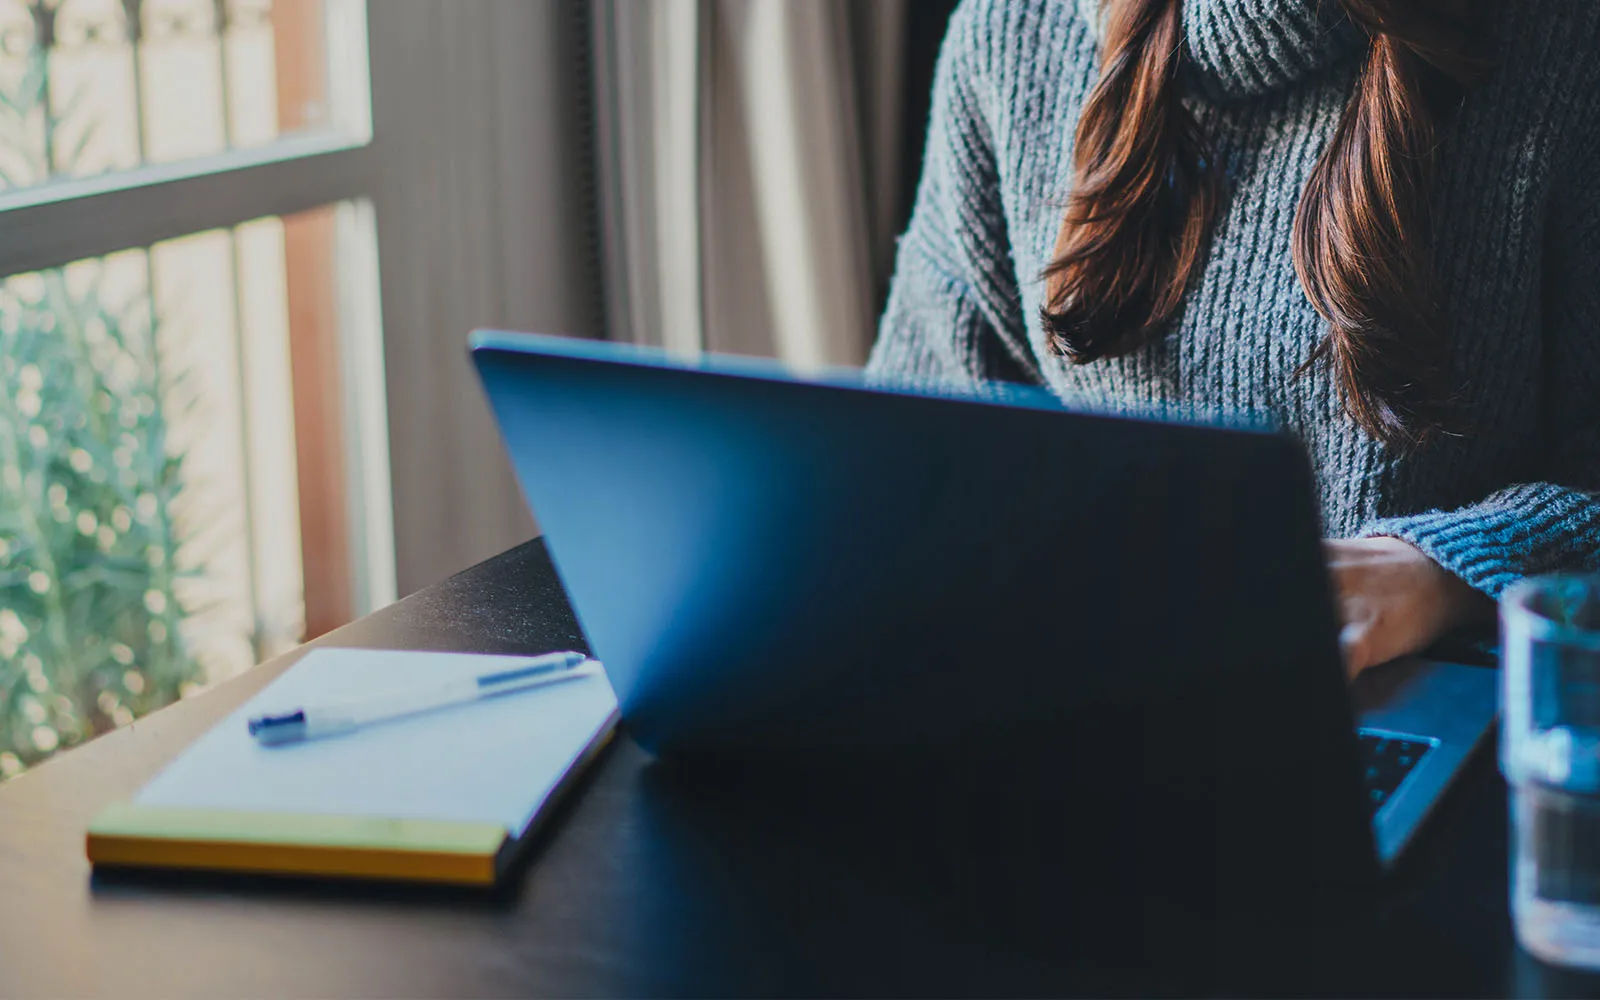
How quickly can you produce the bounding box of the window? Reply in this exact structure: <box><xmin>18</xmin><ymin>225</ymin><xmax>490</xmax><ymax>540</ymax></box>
<box><xmin>0</xmin><ymin>0</ymin><xmax>390</xmax><ymax>777</ymax></box>
<box><xmin>0</xmin><ymin>0</ymin><xmax>599</xmax><ymax>780</ymax></box>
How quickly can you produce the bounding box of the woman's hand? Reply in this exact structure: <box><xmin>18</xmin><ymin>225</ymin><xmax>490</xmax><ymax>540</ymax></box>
<box><xmin>1324</xmin><ymin>537</ymin><xmax>1490</xmax><ymax>677</ymax></box>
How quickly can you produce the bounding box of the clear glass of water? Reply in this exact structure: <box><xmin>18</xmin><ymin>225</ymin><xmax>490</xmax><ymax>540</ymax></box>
<box><xmin>1503</xmin><ymin>575</ymin><xmax>1600</xmax><ymax>968</ymax></box>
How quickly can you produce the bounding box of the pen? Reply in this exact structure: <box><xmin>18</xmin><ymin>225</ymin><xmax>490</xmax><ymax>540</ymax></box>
<box><xmin>247</xmin><ymin>650</ymin><xmax>596</xmax><ymax>746</ymax></box>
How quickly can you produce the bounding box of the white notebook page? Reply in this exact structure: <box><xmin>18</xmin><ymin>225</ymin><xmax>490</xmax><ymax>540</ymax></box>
<box><xmin>137</xmin><ymin>648</ymin><xmax>619</xmax><ymax>835</ymax></box>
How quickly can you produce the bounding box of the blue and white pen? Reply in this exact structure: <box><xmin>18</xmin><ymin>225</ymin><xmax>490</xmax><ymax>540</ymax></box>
<box><xmin>247</xmin><ymin>650</ymin><xmax>597</xmax><ymax>746</ymax></box>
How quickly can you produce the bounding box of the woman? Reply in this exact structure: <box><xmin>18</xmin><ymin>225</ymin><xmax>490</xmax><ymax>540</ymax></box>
<box><xmin>870</xmin><ymin>0</ymin><xmax>1600</xmax><ymax>674</ymax></box>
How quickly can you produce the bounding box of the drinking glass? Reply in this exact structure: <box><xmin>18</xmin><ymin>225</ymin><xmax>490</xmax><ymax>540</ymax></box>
<box><xmin>1503</xmin><ymin>575</ymin><xmax>1600</xmax><ymax>968</ymax></box>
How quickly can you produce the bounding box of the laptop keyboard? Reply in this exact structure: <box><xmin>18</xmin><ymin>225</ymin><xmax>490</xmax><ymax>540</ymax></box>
<box><xmin>1358</xmin><ymin>732</ymin><xmax>1435</xmax><ymax>814</ymax></box>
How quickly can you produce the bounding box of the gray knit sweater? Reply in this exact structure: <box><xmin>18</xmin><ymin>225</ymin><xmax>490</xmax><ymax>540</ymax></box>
<box><xmin>868</xmin><ymin>0</ymin><xmax>1600</xmax><ymax>597</ymax></box>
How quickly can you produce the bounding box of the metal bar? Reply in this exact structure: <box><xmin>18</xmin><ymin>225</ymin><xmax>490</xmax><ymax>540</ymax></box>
<box><xmin>213</xmin><ymin>0</ymin><xmax>263</xmax><ymax>662</ymax></box>
<box><xmin>125</xmin><ymin>0</ymin><xmax>148</xmax><ymax>163</ymax></box>
<box><xmin>333</xmin><ymin>199</ymin><xmax>397</xmax><ymax>617</ymax></box>
<box><xmin>214</xmin><ymin>0</ymin><xmax>234</xmax><ymax>149</ymax></box>
<box><xmin>222</xmin><ymin>229</ymin><xmax>264</xmax><ymax>664</ymax></box>
<box><xmin>30</xmin><ymin>1</ymin><xmax>58</xmax><ymax>174</ymax></box>
<box><xmin>0</xmin><ymin>135</ymin><xmax>371</xmax><ymax>277</ymax></box>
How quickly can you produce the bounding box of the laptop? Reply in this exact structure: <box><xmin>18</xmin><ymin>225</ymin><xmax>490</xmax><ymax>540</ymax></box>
<box><xmin>470</xmin><ymin>329</ymin><xmax>1497</xmax><ymax>901</ymax></box>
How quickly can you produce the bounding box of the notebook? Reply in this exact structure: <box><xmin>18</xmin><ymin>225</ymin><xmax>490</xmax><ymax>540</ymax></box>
<box><xmin>86</xmin><ymin>648</ymin><xmax>620</xmax><ymax>886</ymax></box>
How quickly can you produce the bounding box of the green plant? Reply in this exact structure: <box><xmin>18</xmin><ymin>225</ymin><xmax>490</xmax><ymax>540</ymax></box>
<box><xmin>0</xmin><ymin>51</ymin><xmax>202</xmax><ymax>778</ymax></box>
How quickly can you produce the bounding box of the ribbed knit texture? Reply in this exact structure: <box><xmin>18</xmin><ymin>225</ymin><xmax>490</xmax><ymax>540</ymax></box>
<box><xmin>869</xmin><ymin>0</ymin><xmax>1600</xmax><ymax>598</ymax></box>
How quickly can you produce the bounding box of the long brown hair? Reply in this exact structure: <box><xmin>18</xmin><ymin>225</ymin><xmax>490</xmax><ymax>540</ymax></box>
<box><xmin>1042</xmin><ymin>0</ymin><xmax>1489</xmax><ymax>448</ymax></box>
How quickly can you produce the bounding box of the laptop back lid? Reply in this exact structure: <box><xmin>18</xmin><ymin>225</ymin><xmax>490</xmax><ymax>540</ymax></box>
<box><xmin>472</xmin><ymin>330</ymin><xmax>1381</xmax><ymax>905</ymax></box>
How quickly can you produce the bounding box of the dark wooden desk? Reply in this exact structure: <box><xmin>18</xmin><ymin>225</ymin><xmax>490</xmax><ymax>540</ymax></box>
<box><xmin>3</xmin><ymin>539</ymin><xmax>1599</xmax><ymax>998</ymax></box>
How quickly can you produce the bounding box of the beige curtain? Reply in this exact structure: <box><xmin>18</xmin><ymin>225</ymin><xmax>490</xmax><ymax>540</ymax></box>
<box><xmin>593</xmin><ymin>0</ymin><xmax>907</xmax><ymax>367</ymax></box>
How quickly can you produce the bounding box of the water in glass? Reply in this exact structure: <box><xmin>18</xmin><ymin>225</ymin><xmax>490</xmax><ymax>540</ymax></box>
<box><xmin>1503</xmin><ymin>576</ymin><xmax>1600</xmax><ymax>969</ymax></box>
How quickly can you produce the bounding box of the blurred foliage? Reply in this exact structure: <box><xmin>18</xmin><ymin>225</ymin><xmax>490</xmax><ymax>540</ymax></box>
<box><xmin>0</xmin><ymin>52</ymin><xmax>202</xmax><ymax>780</ymax></box>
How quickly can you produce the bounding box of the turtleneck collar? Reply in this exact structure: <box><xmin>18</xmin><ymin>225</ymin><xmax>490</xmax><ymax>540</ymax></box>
<box><xmin>1076</xmin><ymin>0</ymin><xmax>1363</xmax><ymax>102</ymax></box>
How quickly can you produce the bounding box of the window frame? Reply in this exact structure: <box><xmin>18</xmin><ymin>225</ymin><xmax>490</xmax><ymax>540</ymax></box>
<box><xmin>0</xmin><ymin>134</ymin><xmax>371</xmax><ymax>277</ymax></box>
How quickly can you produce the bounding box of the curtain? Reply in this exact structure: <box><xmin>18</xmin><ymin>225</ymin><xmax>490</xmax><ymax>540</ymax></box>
<box><xmin>591</xmin><ymin>0</ymin><xmax>705</xmax><ymax>356</ymax></box>
<box><xmin>592</xmin><ymin>0</ymin><xmax>908</xmax><ymax>367</ymax></box>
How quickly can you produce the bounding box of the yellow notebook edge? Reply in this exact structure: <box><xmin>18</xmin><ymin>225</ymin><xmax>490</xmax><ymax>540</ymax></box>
<box><xmin>87</xmin><ymin>708</ymin><xmax>621</xmax><ymax>887</ymax></box>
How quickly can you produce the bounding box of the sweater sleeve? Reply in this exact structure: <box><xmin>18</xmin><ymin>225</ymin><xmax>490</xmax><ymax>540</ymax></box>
<box><xmin>1363</xmin><ymin>107</ymin><xmax>1600</xmax><ymax>597</ymax></box>
<box><xmin>866</xmin><ymin>0</ymin><xmax>1038</xmax><ymax>388</ymax></box>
